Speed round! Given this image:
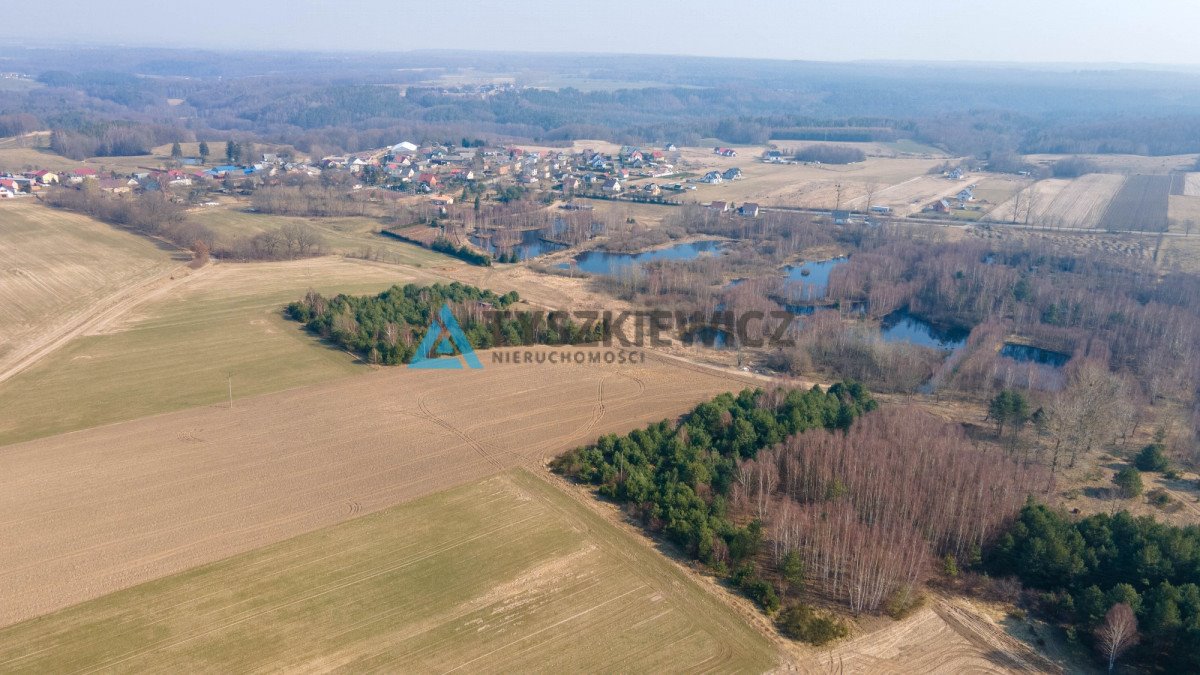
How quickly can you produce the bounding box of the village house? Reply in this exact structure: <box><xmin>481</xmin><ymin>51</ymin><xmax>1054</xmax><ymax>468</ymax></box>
<box><xmin>642</xmin><ymin>183</ymin><xmax>661</xmax><ymax>197</ymax></box>
<box><xmin>31</xmin><ymin>170</ymin><xmax>58</xmax><ymax>185</ymax></box>
<box><xmin>714</xmin><ymin>147</ymin><xmax>737</xmax><ymax>157</ymax></box>
<box><xmin>561</xmin><ymin>175</ymin><xmax>581</xmax><ymax>192</ymax></box>
<box><xmin>602</xmin><ymin>177</ymin><xmax>622</xmax><ymax>193</ymax></box>
<box><xmin>722</xmin><ymin>167</ymin><xmax>743</xmax><ymax>181</ymax></box>
<box><xmin>708</xmin><ymin>200</ymin><xmax>730</xmax><ymax>212</ymax></box>
<box><xmin>97</xmin><ymin>178</ymin><xmax>131</xmax><ymax>194</ymax></box>
<box><xmin>928</xmin><ymin>199</ymin><xmax>952</xmax><ymax>213</ymax></box>
<box><xmin>67</xmin><ymin>167</ymin><xmax>97</xmax><ymax>184</ymax></box>
<box><xmin>738</xmin><ymin>202</ymin><xmax>760</xmax><ymax>217</ymax></box>
<box><xmin>701</xmin><ymin>171</ymin><xmax>724</xmax><ymax>184</ymax></box>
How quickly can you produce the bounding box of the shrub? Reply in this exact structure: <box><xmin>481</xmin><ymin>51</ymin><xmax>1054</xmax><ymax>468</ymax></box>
<box><xmin>777</xmin><ymin>604</ymin><xmax>849</xmax><ymax>645</ymax></box>
<box><xmin>1147</xmin><ymin>488</ymin><xmax>1173</xmax><ymax>508</ymax></box>
<box><xmin>1114</xmin><ymin>466</ymin><xmax>1144</xmax><ymax>498</ymax></box>
<box><xmin>1135</xmin><ymin>443</ymin><xmax>1170</xmax><ymax>472</ymax></box>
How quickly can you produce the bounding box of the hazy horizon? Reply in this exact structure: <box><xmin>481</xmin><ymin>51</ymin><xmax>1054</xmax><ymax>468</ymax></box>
<box><xmin>5</xmin><ymin>0</ymin><xmax>1199</xmax><ymax>66</ymax></box>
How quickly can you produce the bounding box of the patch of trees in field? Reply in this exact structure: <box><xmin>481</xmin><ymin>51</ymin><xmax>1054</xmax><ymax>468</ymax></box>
<box><xmin>988</xmin><ymin>503</ymin><xmax>1200</xmax><ymax>672</ymax></box>
<box><xmin>1051</xmin><ymin>156</ymin><xmax>1100</xmax><ymax>178</ymax></box>
<box><xmin>792</xmin><ymin>145</ymin><xmax>866</xmax><ymax>165</ymax></box>
<box><xmin>285</xmin><ymin>282</ymin><xmax>601</xmax><ymax>364</ymax></box>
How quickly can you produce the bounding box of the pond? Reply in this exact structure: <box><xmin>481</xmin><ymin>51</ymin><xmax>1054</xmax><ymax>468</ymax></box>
<box><xmin>780</xmin><ymin>256</ymin><xmax>850</xmax><ymax>300</ymax></box>
<box><xmin>562</xmin><ymin>240</ymin><xmax>724</xmax><ymax>276</ymax></box>
<box><xmin>682</xmin><ymin>326</ymin><xmax>734</xmax><ymax>350</ymax></box>
<box><xmin>470</xmin><ymin>228</ymin><xmax>565</xmax><ymax>261</ymax></box>
<box><xmin>880</xmin><ymin>311</ymin><xmax>969</xmax><ymax>351</ymax></box>
<box><xmin>1000</xmin><ymin>342</ymin><xmax>1071</xmax><ymax>367</ymax></box>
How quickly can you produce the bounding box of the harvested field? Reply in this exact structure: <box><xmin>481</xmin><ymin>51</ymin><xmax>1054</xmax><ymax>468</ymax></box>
<box><xmin>1181</xmin><ymin>173</ymin><xmax>1200</xmax><ymax>197</ymax></box>
<box><xmin>0</xmin><ymin>470</ymin><xmax>776</xmax><ymax>673</ymax></box>
<box><xmin>1038</xmin><ymin>174</ymin><xmax>1125</xmax><ymax>228</ymax></box>
<box><xmin>1026</xmin><ymin>153</ymin><xmax>1197</xmax><ymax>175</ymax></box>
<box><xmin>1097</xmin><ymin>174</ymin><xmax>1171</xmax><ymax>232</ymax></box>
<box><xmin>0</xmin><ymin>202</ymin><xmax>176</xmax><ymax>372</ymax></box>
<box><xmin>0</xmin><ymin>346</ymin><xmax>756</xmax><ymax>626</ymax></box>
<box><xmin>647</xmin><ymin>154</ymin><xmax>946</xmax><ymax>209</ymax></box>
<box><xmin>988</xmin><ymin>175</ymin><xmax>1126</xmax><ymax>228</ymax></box>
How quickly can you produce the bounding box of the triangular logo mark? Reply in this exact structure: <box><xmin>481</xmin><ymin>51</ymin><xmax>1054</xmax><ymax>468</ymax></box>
<box><xmin>409</xmin><ymin>303</ymin><xmax>483</xmax><ymax>369</ymax></box>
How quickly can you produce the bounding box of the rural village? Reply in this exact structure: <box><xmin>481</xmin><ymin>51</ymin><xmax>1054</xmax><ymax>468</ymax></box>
<box><xmin>2</xmin><ymin>28</ymin><xmax>1200</xmax><ymax>675</ymax></box>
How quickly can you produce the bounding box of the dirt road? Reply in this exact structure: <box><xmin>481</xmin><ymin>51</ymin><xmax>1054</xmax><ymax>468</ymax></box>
<box><xmin>0</xmin><ymin>263</ymin><xmax>205</xmax><ymax>387</ymax></box>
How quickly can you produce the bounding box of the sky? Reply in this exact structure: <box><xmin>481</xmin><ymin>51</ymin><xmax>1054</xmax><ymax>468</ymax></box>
<box><xmin>5</xmin><ymin>0</ymin><xmax>1200</xmax><ymax>65</ymax></box>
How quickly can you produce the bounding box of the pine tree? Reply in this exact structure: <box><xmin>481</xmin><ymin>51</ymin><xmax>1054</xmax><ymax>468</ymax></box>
<box><xmin>225</xmin><ymin>140</ymin><xmax>237</xmax><ymax>164</ymax></box>
<box><xmin>198</xmin><ymin>140</ymin><xmax>210</xmax><ymax>161</ymax></box>
<box><xmin>170</xmin><ymin>141</ymin><xmax>183</xmax><ymax>159</ymax></box>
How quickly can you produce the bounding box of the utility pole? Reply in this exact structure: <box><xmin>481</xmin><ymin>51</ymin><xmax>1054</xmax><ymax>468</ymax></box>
<box><xmin>227</xmin><ymin>374</ymin><xmax>233</xmax><ymax>409</ymax></box>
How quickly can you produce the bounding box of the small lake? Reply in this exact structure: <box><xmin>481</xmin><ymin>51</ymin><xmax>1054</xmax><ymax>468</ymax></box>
<box><xmin>563</xmin><ymin>240</ymin><xmax>724</xmax><ymax>275</ymax></box>
<box><xmin>470</xmin><ymin>229</ymin><xmax>565</xmax><ymax>261</ymax></box>
<box><xmin>880</xmin><ymin>311</ymin><xmax>969</xmax><ymax>351</ymax></box>
<box><xmin>1000</xmin><ymin>342</ymin><xmax>1070</xmax><ymax>367</ymax></box>
<box><xmin>780</xmin><ymin>256</ymin><xmax>850</xmax><ymax>300</ymax></box>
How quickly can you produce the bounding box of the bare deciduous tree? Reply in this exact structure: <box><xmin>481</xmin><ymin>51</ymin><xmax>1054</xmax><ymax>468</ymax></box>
<box><xmin>1094</xmin><ymin>603</ymin><xmax>1138</xmax><ymax>674</ymax></box>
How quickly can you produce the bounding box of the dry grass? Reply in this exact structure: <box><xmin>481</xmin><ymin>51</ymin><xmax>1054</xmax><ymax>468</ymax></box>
<box><xmin>1168</xmin><ymin>195</ymin><xmax>1200</xmax><ymax>234</ymax></box>
<box><xmin>0</xmin><ymin>470</ymin><xmax>776</xmax><ymax>673</ymax></box>
<box><xmin>0</xmin><ymin>345</ymin><xmax>756</xmax><ymax>626</ymax></box>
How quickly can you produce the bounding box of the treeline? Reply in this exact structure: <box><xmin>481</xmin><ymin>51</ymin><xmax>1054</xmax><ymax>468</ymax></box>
<box><xmin>0</xmin><ymin>113</ymin><xmax>40</xmax><ymax>137</ymax></box>
<box><xmin>552</xmin><ymin>384</ymin><xmax>879</xmax><ymax>633</ymax></box>
<box><xmin>44</xmin><ymin>186</ymin><xmax>325</xmax><ymax>262</ymax></box>
<box><xmin>285</xmin><ymin>282</ymin><xmax>601</xmax><ymax>364</ymax></box>
<box><xmin>44</xmin><ymin>186</ymin><xmax>213</xmax><ymax>256</ymax></box>
<box><xmin>793</xmin><ymin>145</ymin><xmax>866</xmax><ymax>165</ymax></box>
<box><xmin>250</xmin><ymin>185</ymin><xmax>369</xmax><ymax>218</ymax></box>
<box><xmin>989</xmin><ymin>503</ymin><xmax>1200</xmax><ymax>671</ymax></box>
<box><xmin>49</xmin><ymin>124</ymin><xmax>181</xmax><ymax>160</ymax></box>
<box><xmin>431</xmin><ymin>237</ymin><xmax>491</xmax><ymax>266</ymax></box>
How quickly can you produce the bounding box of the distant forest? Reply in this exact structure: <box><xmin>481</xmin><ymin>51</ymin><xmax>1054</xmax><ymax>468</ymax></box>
<box><xmin>4</xmin><ymin>48</ymin><xmax>1200</xmax><ymax>158</ymax></box>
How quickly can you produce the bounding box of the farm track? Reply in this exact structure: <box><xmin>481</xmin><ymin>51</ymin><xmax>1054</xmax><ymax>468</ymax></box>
<box><xmin>0</xmin><ymin>347</ymin><xmax>757</xmax><ymax>627</ymax></box>
<box><xmin>0</xmin><ymin>263</ymin><xmax>203</xmax><ymax>387</ymax></box>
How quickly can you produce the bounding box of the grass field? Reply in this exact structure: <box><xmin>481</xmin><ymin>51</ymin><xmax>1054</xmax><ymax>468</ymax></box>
<box><xmin>0</xmin><ymin>344</ymin><xmax>756</xmax><ymax>625</ymax></box>
<box><xmin>0</xmin><ymin>470</ymin><xmax>776</xmax><ymax>673</ymax></box>
<box><xmin>0</xmin><ymin>256</ymin><xmax>437</xmax><ymax>445</ymax></box>
<box><xmin>0</xmin><ymin>202</ymin><xmax>177</xmax><ymax>367</ymax></box>
<box><xmin>188</xmin><ymin>203</ymin><xmax>451</xmax><ymax>265</ymax></box>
